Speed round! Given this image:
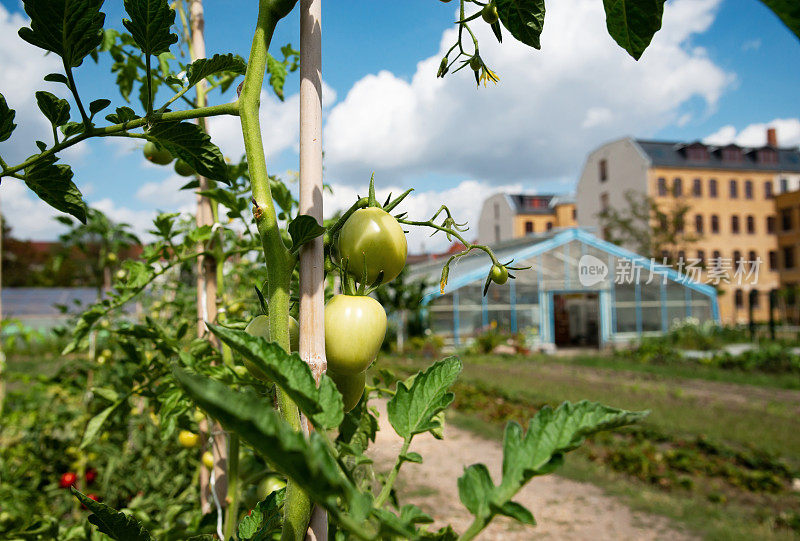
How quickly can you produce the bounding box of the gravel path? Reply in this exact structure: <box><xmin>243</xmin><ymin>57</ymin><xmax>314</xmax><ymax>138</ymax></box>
<box><xmin>368</xmin><ymin>401</ymin><xmax>696</xmax><ymax>540</ymax></box>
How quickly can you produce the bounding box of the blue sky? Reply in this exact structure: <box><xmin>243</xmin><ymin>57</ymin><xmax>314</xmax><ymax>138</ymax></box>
<box><xmin>0</xmin><ymin>0</ymin><xmax>798</xmax><ymax>251</ymax></box>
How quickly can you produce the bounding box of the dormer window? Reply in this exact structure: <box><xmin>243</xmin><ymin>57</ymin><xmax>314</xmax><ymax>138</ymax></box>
<box><xmin>722</xmin><ymin>147</ymin><xmax>743</xmax><ymax>162</ymax></box>
<box><xmin>758</xmin><ymin>148</ymin><xmax>778</xmax><ymax>165</ymax></box>
<box><xmin>687</xmin><ymin>146</ymin><xmax>708</xmax><ymax>161</ymax></box>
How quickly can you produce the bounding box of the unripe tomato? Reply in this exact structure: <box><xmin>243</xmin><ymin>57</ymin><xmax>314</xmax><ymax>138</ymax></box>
<box><xmin>490</xmin><ymin>264</ymin><xmax>508</xmax><ymax>285</ymax></box>
<box><xmin>100</xmin><ymin>349</ymin><xmax>112</xmax><ymax>358</ymax></box>
<box><xmin>228</xmin><ymin>301</ymin><xmax>244</xmax><ymax>316</ymax></box>
<box><xmin>59</xmin><ymin>472</ymin><xmax>77</xmax><ymax>488</ymax></box>
<box><xmin>258</xmin><ymin>475</ymin><xmax>286</xmax><ymax>498</ymax></box>
<box><xmin>143</xmin><ymin>141</ymin><xmax>173</xmax><ymax>165</ymax></box>
<box><xmin>202</xmin><ymin>451</ymin><xmax>214</xmax><ymax>469</ymax></box>
<box><xmin>244</xmin><ymin>314</ymin><xmax>300</xmax><ymax>380</ymax></box>
<box><xmin>325</xmin><ymin>295</ymin><xmax>386</xmax><ymax>375</ymax></box>
<box><xmin>328</xmin><ymin>370</ymin><xmax>365</xmax><ymax>412</ymax></box>
<box><xmin>178</xmin><ymin>430</ymin><xmax>200</xmax><ymax>448</ymax></box>
<box><xmin>174</xmin><ymin>159</ymin><xmax>195</xmax><ymax>177</ymax></box>
<box><xmin>193</xmin><ymin>409</ymin><xmax>205</xmax><ymax>423</ymax></box>
<box><xmin>469</xmin><ymin>56</ymin><xmax>482</xmax><ymax>71</ymax></box>
<box><xmin>96</xmin><ymin>354</ymin><xmax>107</xmax><ymax>365</ymax></box>
<box><xmin>482</xmin><ymin>3</ymin><xmax>499</xmax><ymax>24</ymax></box>
<box><xmin>338</xmin><ymin>207</ymin><xmax>407</xmax><ymax>285</ymax></box>
<box><xmin>106</xmin><ymin>253</ymin><xmax>118</xmax><ymax>264</ymax></box>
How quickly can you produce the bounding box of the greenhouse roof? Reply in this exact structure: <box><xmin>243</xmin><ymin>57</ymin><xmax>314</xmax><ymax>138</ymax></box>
<box><xmin>409</xmin><ymin>228</ymin><xmax>718</xmax><ymax>304</ymax></box>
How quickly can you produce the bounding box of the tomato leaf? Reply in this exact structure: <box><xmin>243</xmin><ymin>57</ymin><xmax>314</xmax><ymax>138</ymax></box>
<box><xmin>495</xmin><ymin>0</ymin><xmax>545</xmax><ymax>50</ymax></box>
<box><xmin>80</xmin><ymin>401</ymin><xmax>122</xmax><ymax>449</ymax></box>
<box><xmin>89</xmin><ymin>98</ymin><xmax>111</xmax><ymax>118</ymax></box>
<box><xmin>387</xmin><ymin>357</ymin><xmax>461</xmax><ymax>439</ymax></box>
<box><xmin>71</xmin><ymin>487</ymin><xmax>154</xmax><ymax>540</ymax></box>
<box><xmin>105</xmin><ymin>106</ymin><xmax>138</xmax><ymax>124</ymax></box>
<box><xmin>238</xmin><ymin>490</ymin><xmax>285</xmax><ymax>540</ymax></box>
<box><xmin>759</xmin><ymin>0</ymin><xmax>800</xmax><ymax>40</ymax></box>
<box><xmin>602</xmin><ymin>0</ymin><xmax>665</xmax><ymax>60</ymax></box>
<box><xmin>24</xmin><ymin>155</ymin><xmax>88</xmax><ymax>223</ymax></box>
<box><xmin>35</xmin><ymin>91</ymin><xmax>71</xmax><ymax>127</ymax></box>
<box><xmin>44</xmin><ymin>73</ymin><xmax>70</xmax><ymax>86</ymax></box>
<box><xmin>147</xmin><ymin>121</ymin><xmax>229</xmax><ymax>183</ymax></box>
<box><xmin>18</xmin><ymin>0</ymin><xmax>106</xmax><ymax>68</ymax></box>
<box><xmin>0</xmin><ymin>93</ymin><xmax>16</xmax><ymax>143</ymax></box>
<box><xmin>186</xmin><ymin>53</ymin><xmax>247</xmax><ymax>87</ymax></box>
<box><xmin>172</xmin><ymin>367</ymin><xmax>354</xmax><ymax>511</ymax></box>
<box><xmin>288</xmin><ymin>215</ymin><xmax>326</xmax><ymax>254</ymax></box>
<box><xmin>455</xmin><ymin>401</ymin><xmax>647</xmax><ymax>534</ymax></box>
<box><xmin>206</xmin><ymin>323</ymin><xmax>344</xmax><ymax>429</ymax></box>
<box><xmin>122</xmin><ymin>0</ymin><xmax>178</xmax><ymax>57</ymax></box>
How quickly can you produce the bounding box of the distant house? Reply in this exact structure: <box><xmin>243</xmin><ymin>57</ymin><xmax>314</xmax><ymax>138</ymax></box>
<box><xmin>477</xmin><ymin>193</ymin><xmax>576</xmax><ymax>245</ymax></box>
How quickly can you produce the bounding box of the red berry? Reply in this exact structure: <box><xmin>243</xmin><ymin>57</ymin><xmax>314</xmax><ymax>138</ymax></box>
<box><xmin>85</xmin><ymin>468</ymin><xmax>97</xmax><ymax>485</ymax></box>
<box><xmin>59</xmin><ymin>472</ymin><xmax>77</xmax><ymax>488</ymax></box>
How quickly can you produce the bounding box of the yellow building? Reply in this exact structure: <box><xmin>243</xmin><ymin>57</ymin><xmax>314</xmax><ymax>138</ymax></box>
<box><xmin>576</xmin><ymin>129</ymin><xmax>800</xmax><ymax>324</ymax></box>
<box><xmin>775</xmin><ymin>190</ymin><xmax>800</xmax><ymax>288</ymax></box>
<box><xmin>478</xmin><ymin>194</ymin><xmax>576</xmax><ymax>245</ymax></box>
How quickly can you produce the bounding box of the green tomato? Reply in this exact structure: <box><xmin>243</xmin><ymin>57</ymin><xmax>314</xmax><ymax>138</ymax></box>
<box><xmin>143</xmin><ymin>141</ymin><xmax>173</xmax><ymax>165</ymax></box>
<box><xmin>244</xmin><ymin>314</ymin><xmax>300</xmax><ymax>380</ymax></box>
<box><xmin>481</xmin><ymin>3</ymin><xmax>499</xmax><ymax>24</ymax></box>
<box><xmin>178</xmin><ymin>430</ymin><xmax>200</xmax><ymax>448</ymax></box>
<box><xmin>106</xmin><ymin>253</ymin><xmax>118</xmax><ymax>264</ymax></box>
<box><xmin>325</xmin><ymin>295</ymin><xmax>386</xmax><ymax>375</ymax></box>
<box><xmin>490</xmin><ymin>264</ymin><xmax>508</xmax><ymax>285</ymax></box>
<box><xmin>328</xmin><ymin>370</ymin><xmax>365</xmax><ymax>413</ymax></box>
<box><xmin>202</xmin><ymin>451</ymin><xmax>214</xmax><ymax>469</ymax></box>
<box><xmin>469</xmin><ymin>56</ymin><xmax>482</xmax><ymax>71</ymax></box>
<box><xmin>174</xmin><ymin>159</ymin><xmax>195</xmax><ymax>177</ymax></box>
<box><xmin>338</xmin><ymin>207</ymin><xmax>407</xmax><ymax>285</ymax></box>
<box><xmin>115</xmin><ymin>269</ymin><xmax>126</xmax><ymax>280</ymax></box>
<box><xmin>259</xmin><ymin>475</ymin><xmax>286</xmax><ymax>498</ymax></box>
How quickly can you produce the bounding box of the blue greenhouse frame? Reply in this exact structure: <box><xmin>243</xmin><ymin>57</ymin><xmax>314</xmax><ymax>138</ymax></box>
<box><xmin>417</xmin><ymin>228</ymin><xmax>720</xmax><ymax>347</ymax></box>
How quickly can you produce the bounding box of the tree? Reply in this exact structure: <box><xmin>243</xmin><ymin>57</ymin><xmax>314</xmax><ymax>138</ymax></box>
<box><xmin>597</xmin><ymin>190</ymin><xmax>700</xmax><ymax>265</ymax></box>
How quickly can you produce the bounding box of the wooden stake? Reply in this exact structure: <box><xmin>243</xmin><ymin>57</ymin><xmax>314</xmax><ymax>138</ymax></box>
<box><xmin>299</xmin><ymin>0</ymin><xmax>327</xmax><ymax>538</ymax></box>
<box><xmin>189</xmin><ymin>0</ymin><xmax>227</xmax><ymax>516</ymax></box>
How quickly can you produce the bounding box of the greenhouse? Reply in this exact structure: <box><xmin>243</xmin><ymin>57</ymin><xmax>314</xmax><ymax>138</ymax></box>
<box><xmin>408</xmin><ymin>228</ymin><xmax>720</xmax><ymax>349</ymax></box>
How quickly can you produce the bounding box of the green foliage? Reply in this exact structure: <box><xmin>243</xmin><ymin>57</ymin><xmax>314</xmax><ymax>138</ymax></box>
<box><xmin>147</xmin><ymin>121</ymin><xmax>229</xmax><ymax>183</ymax></box>
<box><xmin>266</xmin><ymin>45</ymin><xmax>300</xmax><ymax>101</ymax></box>
<box><xmin>759</xmin><ymin>0</ymin><xmax>800</xmax><ymax>40</ymax></box>
<box><xmin>237</xmin><ymin>490</ymin><xmax>285</xmax><ymax>540</ymax></box>
<box><xmin>0</xmin><ymin>93</ymin><xmax>16</xmax><ymax>142</ymax></box>
<box><xmin>122</xmin><ymin>0</ymin><xmax>178</xmax><ymax>56</ymax></box>
<box><xmin>287</xmin><ymin>215</ymin><xmax>326</xmax><ymax>254</ymax></box>
<box><xmin>72</xmin><ymin>488</ymin><xmax>154</xmax><ymax>541</ymax></box>
<box><xmin>35</xmin><ymin>91</ymin><xmax>71</xmax><ymax>128</ymax></box>
<box><xmin>496</xmin><ymin>0</ymin><xmax>546</xmax><ymax>49</ymax></box>
<box><xmin>18</xmin><ymin>0</ymin><xmax>106</xmax><ymax>68</ymax></box>
<box><xmin>24</xmin><ymin>155</ymin><xmax>87</xmax><ymax>223</ymax></box>
<box><xmin>602</xmin><ymin>0</ymin><xmax>666</xmax><ymax>60</ymax></box>
<box><xmin>186</xmin><ymin>53</ymin><xmax>248</xmax><ymax>87</ymax></box>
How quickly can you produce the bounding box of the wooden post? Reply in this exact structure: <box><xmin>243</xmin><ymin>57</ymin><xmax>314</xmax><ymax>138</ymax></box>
<box><xmin>299</xmin><ymin>0</ymin><xmax>327</xmax><ymax>538</ymax></box>
<box><xmin>189</xmin><ymin>0</ymin><xmax>228</xmax><ymax>516</ymax></box>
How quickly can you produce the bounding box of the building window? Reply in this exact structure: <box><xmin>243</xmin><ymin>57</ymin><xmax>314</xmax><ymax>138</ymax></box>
<box><xmin>781</xmin><ymin>178</ymin><xmax>789</xmax><ymax>193</ymax></box>
<box><xmin>695</xmin><ymin>214</ymin><xmax>703</xmax><ymax>233</ymax></box>
<box><xmin>735</xmin><ymin>289</ymin><xmax>744</xmax><ymax>308</ymax></box>
<box><xmin>712</xmin><ymin>250</ymin><xmax>721</xmax><ymax>268</ymax></box>
<box><xmin>657</xmin><ymin>177</ymin><xmax>667</xmax><ymax>196</ymax></box>
<box><xmin>572</xmin><ymin>208</ymin><xmax>577</xmax><ymax>220</ymax></box>
<box><xmin>711</xmin><ymin>214</ymin><xmax>719</xmax><ymax>233</ymax></box>
<box><xmin>758</xmin><ymin>149</ymin><xmax>778</xmax><ymax>164</ymax></box>
<box><xmin>765</xmin><ymin>181</ymin><xmax>774</xmax><ymax>199</ymax></box>
<box><xmin>750</xmin><ymin>290</ymin><xmax>760</xmax><ymax>308</ymax></box>
<box><xmin>709</xmin><ymin>178</ymin><xmax>718</xmax><ymax>198</ymax></box>
<box><xmin>767</xmin><ymin>216</ymin><xmax>776</xmax><ymax>233</ymax></box>
<box><xmin>494</xmin><ymin>225</ymin><xmax>500</xmax><ymax>244</ymax></box>
<box><xmin>769</xmin><ymin>250</ymin><xmax>778</xmax><ymax>270</ymax></box>
<box><xmin>659</xmin><ymin>214</ymin><xmax>668</xmax><ymax>230</ymax></box>
<box><xmin>731</xmin><ymin>215</ymin><xmax>740</xmax><ymax>234</ymax></box>
<box><xmin>599</xmin><ymin>159</ymin><xmax>607</xmax><ymax>182</ymax></box>
<box><xmin>546</xmin><ymin>222</ymin><xmax>553</xmax><ymax>231</ymax></box>
<box><xmin>722</xmin><ymin>147</ymin><xmax>742</xmax><ymax>162</ymax></box>
<box><xmin>678</xmin><ymin>250</ymin><xmax>686</xmax><ymax>263</ymax></box>
<box><xmin>733</xmin><ymin>250</ymin><xmax>742</xmax><ymax>265</ymax></box>
<box><xmin>746</xmin><ymin>215</ymin><xmax>755</xmax><ymax>234</ymax></box>
<box><xmin>729</xmin><ymin>179</ymin><xmax>738</xmax><ymax>198</ymax></box>
<box><xmin>600</xmin><ymin>193</ymin><xmax>609</xmax><ymax>210</ymax></box>
<box><xmin>494</xmin><ymin>203</ymin><xmax>499</xmax><ymax>219</ymax></box>
<box><xmin>782</xmin><ymin>208</ymin><xmax>793</xmax><ymax>231</ymax></box>
<box><xmin>697</xmin><ymin>250</ymin><xmax>705</xmax><ymax>263</ymax></box>
<box><xmin>784</xmin><ymin>246</ymin><xmax>795</xmax><ymax>269</ymax></box>
<box><xmin>693</xmin><ymin>178</ymin><xmax>702</xmax><ymax>197</ymax></box>
<box><xmin>673</xmin><ymin>177</ymin><xmax>683</xmax><ymax>196</ymax></box>
<box><xmin>675</xmin><ymin>216</ymin><xmax>685</xmax><ymax>233</ymax></box>
<box><xmin>745</xmin><ymin>180</ymin><xmax>753</xmax><ymax>199</ymax></box>
<box><xmin>525</xmin><ymin>221</ymin><xmax>534</xmax><ymax>234</ymax></box>
<box><xmin>748</xmin><ymin>250</ymin><xmax>757</xmax><ymax>265</ymax></box>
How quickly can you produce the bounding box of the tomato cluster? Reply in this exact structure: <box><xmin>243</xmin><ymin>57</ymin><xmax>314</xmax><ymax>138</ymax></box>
<box><xmin>142</xmin><ymin>142</ymin><xmax>195</xmax><ymax>176</ymax></box>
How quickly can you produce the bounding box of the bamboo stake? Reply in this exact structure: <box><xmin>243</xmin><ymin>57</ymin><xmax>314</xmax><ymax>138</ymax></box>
<box><xmin>298</xmin><ymin>0</ymin><xmax>327</xmax><ymax>538</ymax></box>
<box><xmin>188</xmin><ymin>0</ymin><xmax>228</xmax><ymax>516</ymax></box>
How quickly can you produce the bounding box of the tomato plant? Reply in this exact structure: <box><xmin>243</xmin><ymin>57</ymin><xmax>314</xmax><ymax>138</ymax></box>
<box><xmin>0</xmin><ymin>0</ymin><xmax>794</xmax><ymax>540</ymax></box>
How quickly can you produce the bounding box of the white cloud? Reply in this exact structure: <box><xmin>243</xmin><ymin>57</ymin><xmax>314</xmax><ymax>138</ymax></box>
<box><xmin>326</xmin><ymin>179</ymin><xmax>523</xmax><ymax>252</ymax></box>
<box><xmin>136</xmin><ymin>173</ymin><xmax>197</xmax><ymax>210</ymax></box>
<box><xmin>704</xmin><ymin>118</ymin><xmax>800</xmax><ymax>147</ymax></box>
<box><xmin>323</xmin><ymin>0</ymin><xmax>733</xmax><ymax>186</ymax></box>
<box><xmin>208</xmin><ymin>80</ymin><xmax>337</xmax><ymax>162</ymax></box>
<box><xmin>741</xmin><ymin>39</ymin><xmax>761</xmax><ymax>52</ymax></box>
<box><xmin>0</xmin><ymin>178</ymin><xmax>64</xmax><ymax>240</ymax></box>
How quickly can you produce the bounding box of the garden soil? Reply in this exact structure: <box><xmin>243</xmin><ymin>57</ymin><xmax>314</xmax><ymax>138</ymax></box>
<box><xmin>369</xmin><ymin>401</ymin><xmax>696</xmax><ymax>540</ymax></box>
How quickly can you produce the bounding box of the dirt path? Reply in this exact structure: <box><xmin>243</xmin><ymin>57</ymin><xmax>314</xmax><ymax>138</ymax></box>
<box><xmin>368</xmin><ymin>401</ymin><xmax>696</xmax><ymax>540</ymax></box>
